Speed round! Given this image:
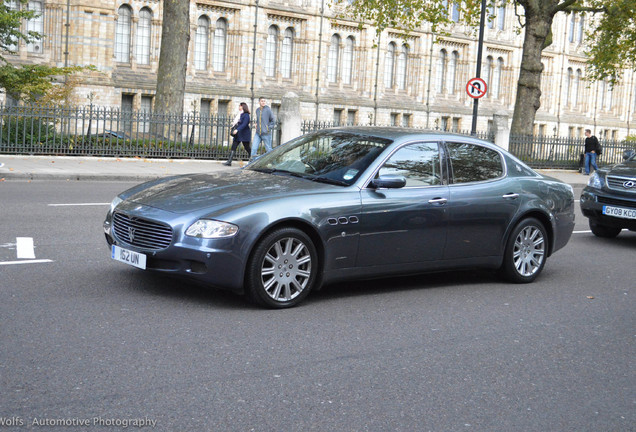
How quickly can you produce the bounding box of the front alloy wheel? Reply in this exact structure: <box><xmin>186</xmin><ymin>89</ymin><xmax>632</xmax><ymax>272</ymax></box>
<box><xmin>246</xmin><ymin>228</ymin><xmax>318</xmax><ymax>308</ymax></box>
<box><xmin>502</xmin><ymin>218</ymin><xmax>548</xmax><ymax>283</ymax></box>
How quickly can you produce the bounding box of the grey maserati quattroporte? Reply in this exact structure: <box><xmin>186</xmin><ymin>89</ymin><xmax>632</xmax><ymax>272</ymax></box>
<box><xmin>104</xmin><ymin>128</ymin><xmax>575</xmax><ymax>308</ymax></box>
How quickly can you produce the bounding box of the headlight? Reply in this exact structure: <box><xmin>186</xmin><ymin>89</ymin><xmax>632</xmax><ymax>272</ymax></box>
<box><xmin>587</xmin><ymin>172</ymin><xmax>604</xmax><ymax>189</ymax></box>
<box><xmin>110</xmin><ymin>196</ymin><xmax>123</xmax><ymax>213</ymax></box>
<box><xmin>186</xmin><ymin>219</ymin><xmax>238</xmax><ymax>238</ymax></box>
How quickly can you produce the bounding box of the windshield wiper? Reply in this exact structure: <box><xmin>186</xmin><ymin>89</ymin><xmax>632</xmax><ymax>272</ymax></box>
<box><xmin>310</xmin><ymin>176</ymin><xmax>350</xmax><ymax>186</ymax></box>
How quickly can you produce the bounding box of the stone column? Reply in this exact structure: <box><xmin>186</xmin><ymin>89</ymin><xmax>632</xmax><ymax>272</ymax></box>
<box><xmin>494</xmin><ymin>111</ymin><xmax>510</xmax><ymax>151</ymax></box>
<box><xmin>279</xmin><ymin>91</ymin><xmax>302</xmax><ymax>144</ymax></box>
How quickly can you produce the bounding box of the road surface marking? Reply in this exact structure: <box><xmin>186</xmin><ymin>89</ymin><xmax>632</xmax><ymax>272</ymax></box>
<box><xmin>48</xmin><ymin>203</ymin><xmax>109</xmax><ymax>207</ymax></box>
<box><xmin>16</xmin><ymin>237</ymin><xmax>35</xmax><ymax>259</ymax></box>
<box><xmin>0</xmin><ymin>259</ymin><xmax>53</xmax><ymax>266</ymax></box>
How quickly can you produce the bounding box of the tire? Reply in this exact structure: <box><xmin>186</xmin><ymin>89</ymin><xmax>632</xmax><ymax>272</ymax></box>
<box><xmin>246</xmin><ymin>227</ymin><xmax>318</xmax><ymax>308</ymax></box>
<box><xmin>589</xmin><ymin>220</ymin><xmax>621</xmax><ymax>238</ymax></box>
<box><xmin>501</xmin><ymin>218</ymin><xmax>548</xmax><ymax>284</ymax></box>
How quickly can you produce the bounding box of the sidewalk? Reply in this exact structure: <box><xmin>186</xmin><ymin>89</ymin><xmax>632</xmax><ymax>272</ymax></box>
<box><xmin>0</xmin><ymin>154</ymin><xmax>588</xmax><ymax>187</ymax></box>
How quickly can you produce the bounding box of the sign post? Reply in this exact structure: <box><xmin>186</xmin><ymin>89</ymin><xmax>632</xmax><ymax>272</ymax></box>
<box><xmin>471</xmin><ymin>0</ymin><xmax>488</xmax><ymax>135</ymax></box>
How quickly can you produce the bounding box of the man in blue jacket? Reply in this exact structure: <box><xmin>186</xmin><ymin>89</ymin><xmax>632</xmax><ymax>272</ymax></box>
<box><xmin>250</xmin><ymin>97</ymin><xmax>276</xmax><ymax>159</ymax></box>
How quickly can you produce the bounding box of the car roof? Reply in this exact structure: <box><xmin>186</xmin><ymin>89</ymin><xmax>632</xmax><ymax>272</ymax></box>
<box><xmin>318</xmin><ymin>126</ymin><xmax>494</xmax><ymax>146</ymax></box>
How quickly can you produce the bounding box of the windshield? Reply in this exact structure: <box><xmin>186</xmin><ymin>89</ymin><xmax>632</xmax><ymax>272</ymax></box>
<box><xmin>248</xmin><ymin>131</ymin><xmax>392</xmax><ymax>186</ymax></box>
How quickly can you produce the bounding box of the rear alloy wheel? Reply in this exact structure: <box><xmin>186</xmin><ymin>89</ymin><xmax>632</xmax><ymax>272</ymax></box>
<box><xmin>589</xmin><ymin>220</ymin><xmax>621</xmax><ymax>238</ymax></box>
<box><xmin>502</xmin><ymin>218</ymin><xmax>548</xmax><ymax>283</ymax></box>
<box><xmin>246</xmin><ymin>227</ymin><xmax>318</xmax><ymax>308</ymax></box>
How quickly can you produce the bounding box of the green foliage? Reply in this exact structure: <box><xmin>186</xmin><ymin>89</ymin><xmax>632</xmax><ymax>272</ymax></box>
<box><xmin>332</xmin><ymin>0</ymin><xmax>483</xmax><ymax>35</ymax></box>
<box><xmin>584</xmin><ymin>0</ymin><xmax>636</xmax><ymax>85</ymax></box>
<box><xmin>0</xmin><ymin>64</ymin><xmax>86</xmax><ymax>102</ymax></box>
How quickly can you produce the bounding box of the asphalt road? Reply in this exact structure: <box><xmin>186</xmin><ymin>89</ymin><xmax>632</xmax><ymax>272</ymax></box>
<box><xmin>1</xmin><ymin>181</ymin><xmax>634</xmax><ymax>432</ymax></box>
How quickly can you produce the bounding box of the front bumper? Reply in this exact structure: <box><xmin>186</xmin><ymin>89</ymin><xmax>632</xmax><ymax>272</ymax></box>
<box><xmin>103</xmin><ymin>217</ymin><xmax>246</xmax><ymax>293</ymax></box>
<box><xmin>580</xmin><ymin>188</ymin><xmax>636</xmax><ymax>230</ymax></box>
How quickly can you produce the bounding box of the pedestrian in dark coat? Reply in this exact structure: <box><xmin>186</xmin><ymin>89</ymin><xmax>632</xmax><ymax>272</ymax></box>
<box><xmin>223</xmin><ymin>103</ymin><xmax>251</xmax><ymax>166</ymax></box>
<box><xmin>583</xmin><ymin>129</ymin><xmax>600</xmax><ymax>175</ymax></box>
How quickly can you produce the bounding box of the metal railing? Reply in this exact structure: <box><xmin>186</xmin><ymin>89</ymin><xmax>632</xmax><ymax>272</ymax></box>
<box><xmin>509</xmin><ymin>134</ymin><xmax>636</xmax><ymax>169</ymax></box>
<box><xmin>2</xmin><ymin>105</ymin><xmax>634</xmax><ymax>169</ymax></box>
<box><xmin>0</xmin><ymin>105</ymin><xmax>280</xmax><ymax>159</ymax></box>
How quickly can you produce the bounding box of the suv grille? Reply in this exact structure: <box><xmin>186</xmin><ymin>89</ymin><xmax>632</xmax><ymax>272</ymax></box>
<box><xmin>113</xmin><ymin>212</ymin><xmax>173</xmax><ymax>250</ymax></box>
<box><xmin>607</xmin><ymin>176</ymin><xmax>636</xmax><ymax>193</ymax></box>
<box><xmin>597</xmin><ymin>196</ymin><xmax>636</xmax><ymax>209</ymax></box>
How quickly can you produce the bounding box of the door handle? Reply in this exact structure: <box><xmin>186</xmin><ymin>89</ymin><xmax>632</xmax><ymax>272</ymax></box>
<box><xmin>503</xmin><ymin>193</ymin><xmax>519</xmax><ymax>199</ymax></box>
<box><xmin>428</xmin><ymin>198</ymin><xmax>448</xmax><ymax>205</ymax></box>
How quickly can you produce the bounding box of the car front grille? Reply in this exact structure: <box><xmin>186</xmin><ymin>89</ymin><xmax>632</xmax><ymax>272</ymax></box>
<box><xmin>112</xmin><ymin>212</ymin><xmax>173</xmax><ymax>250</ymax></box>
<box><xmin>597</xmin><ymin>196</ymin><xmax>636</xmax><ymax>209</ymax></box>
<box><xmin>607</xmin><ymin>176</ymin><xmax>636</xmax><ymax>193</ymax></box>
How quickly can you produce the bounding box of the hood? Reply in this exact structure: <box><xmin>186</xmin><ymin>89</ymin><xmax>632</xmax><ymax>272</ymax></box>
<box><xmin>126</xmin><ymin>169</ymin><xmax>337</xmax><ymax>213</ymax></box>
<box><xmin>605</xmin><ymin>161</ymin><xmax>636</xmax><ymax>178</ymax></box>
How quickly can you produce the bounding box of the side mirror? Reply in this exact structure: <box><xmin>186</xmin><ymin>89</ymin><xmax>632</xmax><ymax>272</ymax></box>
<box><xmin>370</xmin><ymin>174</ymin><xmax>407</xmax><ymax>189</ymax></box>
<box><xmin>623</xmin><ymin>150</ymin><xmax>635</xmax><ymax>161</ymax></box>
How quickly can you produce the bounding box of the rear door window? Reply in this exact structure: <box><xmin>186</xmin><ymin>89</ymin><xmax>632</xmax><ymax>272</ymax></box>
<box><xmin>446</xmin><ymin>142</ymin><xmax>504</xmax><ymax>184</ymax></box>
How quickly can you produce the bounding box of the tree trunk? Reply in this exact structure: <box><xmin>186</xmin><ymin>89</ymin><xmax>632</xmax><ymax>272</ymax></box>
<box><xmin>510</xmin><ymin>5</ymin><xmax>555</xmax><ymax>136</ymax></box>
<box><xmin>154</xmin><ymin>1</ymin><xmax>190</xmax><ymax>121</ymax></box>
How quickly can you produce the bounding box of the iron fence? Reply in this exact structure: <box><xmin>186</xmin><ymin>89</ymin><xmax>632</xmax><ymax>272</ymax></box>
<box><xmin>2</xmin><ymin>105</ymin><xmax>634</xmax><ymax>168</ymax></box>
<box><xmin>0</xmin><ymin>105</ymin><xmax>280</xmax><ymax>159</ymax></box>
<box><xmin>509</xmin><ymin>134</ymin><xmax>636</xmax><ymax>170</ymax></box>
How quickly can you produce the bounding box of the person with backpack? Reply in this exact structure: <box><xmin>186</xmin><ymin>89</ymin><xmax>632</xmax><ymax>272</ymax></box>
<box><xmin>584</xmin><ymin>129</ymin><xmax>601</xmax><ymax>175</ymax></box>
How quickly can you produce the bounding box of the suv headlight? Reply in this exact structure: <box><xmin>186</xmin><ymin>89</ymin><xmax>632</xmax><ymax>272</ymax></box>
<box><xmin>587</xmin><ymin>172</ymin><xmax>604</xmax><ymax>189</ymax></box>
<box><xmin>186</xmin><ymin>219</ymin><xmax>238</xmax><ymax>238</ymax></box>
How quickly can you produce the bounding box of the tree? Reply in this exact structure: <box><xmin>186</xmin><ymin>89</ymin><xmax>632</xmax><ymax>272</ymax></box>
<box><xmin>0</xmin><ymin>1</ymin><xmax>84</xmax><ymax>104</ymax></box>
<box><xmin>335</xmin><ymin>0</ymin><xmax>607</xmax><ymax>136</ymax></box>
<box><xmin>154</xmin><ymin>0</ymin><xmax>190</xmax><ymax>118</ymax></box>
<box><xmin>584</xmin><ymin>0</ymin><xmax>636</xmax><ymax>85</ymax></box>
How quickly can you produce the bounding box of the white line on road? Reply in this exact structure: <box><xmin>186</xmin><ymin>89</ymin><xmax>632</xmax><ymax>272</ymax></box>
<box><xmin>0</xmin><ymin>259</ymin><xmax>54</xmax><ymax>266</ymax></box>
<box><xmin>573</xmin><ymin>230</ymin><xmax>592</xmax><ymax>234</ymax></box>
<box><xmin>48</xmin><ymin>203</ymin><xmax>109</xmax><ymax>207</ymax></box>
<box><xmin>16</xmin><ymin>237</ymin><xmax>35</xmax><ymax>259</ymax></box>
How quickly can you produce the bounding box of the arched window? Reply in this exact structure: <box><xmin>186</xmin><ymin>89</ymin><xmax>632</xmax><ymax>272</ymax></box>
<box><xmin>565</xmin><ymin>67</ymin><xmax>573</xmax><ymax>106</ymax></box>
<box><xmin>573</xmin><ymin>69</ymin><xmax>582</xmax><ymax>106</ymax></box>
<box><xmin>327</xmin><ymin>34</ymin><xmax>340</xmax><ymax>83</ymax></box>
<box><xmin>115</xmin><ymin>5</ymin><xmax>132</xmax><ymax>62</ymax></box>
<box><xmin>281</xmin><ymin>28</ymin><xmax>294</xmax><ymax>79</ymax></box>
<box><xmin>26</xmin><ymin>1</ymin><xmax>43</xmax><ymax>53</ymax></box>
<box><xmin>342</xmin><ymin>36</ymin><xmax>355</xmax><ymax>85</ymax></box>
<box><xmin>493</xmin><ymin>57</ymin><xmax>503</xmax><ymax>99</ymax></box>
<box><xmin>569</xmin><ymin>13</ymin><xmax>576</xmax><ymax>43</ymax></box>
<box><xmin>497</xmin><ymin>5</ymin><xmax>506</xmax><ymax>30</ymax></box>
<box><xmin>577</xmin><ymin>15</ymin><xmax>585</xmax><ymax>43</ymax></box>
<box><xmin>487</xmin><ymin>5</ymin><xmax>495</xmax><ymax>29</ymax></box>
<box><xmin>136</xmin><ymin>8</ymin><xmax>152</xmax><ymax>65</ymax></box>
<box><xmin>437</xmin><ymin>49</ymin><xmax>447</xmax><ymax>93</ymax></box>
<box><xmin>448</xmin><ymin>50</ymin><xmax>459</xmax><ymax>94</ymax></box>
<box><xmin>397</xmin><ymin>44</ymin><xmax>408</xmax><ymax>90</ymax></box>
<box><xmin>483</xmin><ymin>56</ymin><xmax>493</xmax><ymax>96</ymax></box>
<box><xmin>384</xmin><ymin>42</ymin><xmax>396</xmax><ymax>89</ymax></box>
<box><xmin>265</xmin><ymin>26</ymin><xmax>279</xmax><ymax>77</ymax></box>
<box><xmin>451</xmin><ymin>2</ymin><xmax>460</xmax><ymax>22</ymax></box>
<box><xmin>606</xmin><ymin>80</ymin><xmax>613</xmax><ymax>110</ymax></box>
<box><xmin>194</xmin><ymin>16</ymin><xmax>210</xmax><ymax>70</ymax></box>
<box><xmin>212</xmin><ymin>19</ymin><xmax>227</xmax><ymax>72</ymax></box>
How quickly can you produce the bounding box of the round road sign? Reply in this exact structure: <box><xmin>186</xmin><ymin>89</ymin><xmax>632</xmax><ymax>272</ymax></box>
<box><xmin>466</xmin><ymin>77</ymin><xmax>487</xmax><ymax>99</ymax></box>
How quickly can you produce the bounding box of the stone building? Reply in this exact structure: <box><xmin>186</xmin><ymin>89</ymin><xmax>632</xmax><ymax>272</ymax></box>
<box><xmin>4</xmin><ymin>0</ymin><xmax>636</xmax><ymax>139</ymax></box>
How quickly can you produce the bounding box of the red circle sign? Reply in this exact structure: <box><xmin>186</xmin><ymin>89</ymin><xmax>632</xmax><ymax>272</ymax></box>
<box><xmin>466</xmin><ymin>77</ymin><xmax>487</xmax><ymax>99</ymax></box>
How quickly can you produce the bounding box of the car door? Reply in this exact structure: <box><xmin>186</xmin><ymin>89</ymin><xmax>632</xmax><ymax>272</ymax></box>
<box><xmin>357</xmin><ymin>141</ymin><xmax>449</xmax><ymax>267</ymax></box>
<box><xmin>443</xmin><ymin>141</ymin><xmax>522</xmax><ymax>259</ymax></box>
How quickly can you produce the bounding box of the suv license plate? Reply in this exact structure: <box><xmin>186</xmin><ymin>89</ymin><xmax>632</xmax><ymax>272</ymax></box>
<box><xmin>602</xmin><ymin>205</ymin><xmax>636</xmax><ymax>220</ymax></box>
<box><xmin>111</xmin><ymin>245</ymin><xmax>146</xmax><ymax>269</ymax></box>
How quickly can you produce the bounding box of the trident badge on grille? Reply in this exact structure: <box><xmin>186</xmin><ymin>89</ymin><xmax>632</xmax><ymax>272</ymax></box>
<box><xmin>128</xmin><ymin>227</ymin><xmax>136</xmax><ymax>242</ymax></box>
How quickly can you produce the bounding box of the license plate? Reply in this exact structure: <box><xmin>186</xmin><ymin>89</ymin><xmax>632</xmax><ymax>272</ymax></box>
<box><xmin>602</xmin><ymin>205</ymin><xmax>636</xmax><ymax>220</ymax></box>
<box><xmin>111</xmin><ymin>245</ymin><xmax>146</xmax><ymax>269</ymax></box>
